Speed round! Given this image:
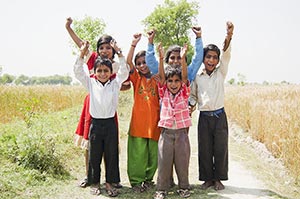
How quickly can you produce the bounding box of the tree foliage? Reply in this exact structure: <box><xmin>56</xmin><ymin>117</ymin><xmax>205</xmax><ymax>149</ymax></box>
<box><xmin>142</xmin><ymin>0</ymin><xmax>199</xmax><ymax>63</ymax></box>
<box><xmin>70</xmin><ymin>16</ymin><xmax>106</xmax><ymax>54</ymax></box>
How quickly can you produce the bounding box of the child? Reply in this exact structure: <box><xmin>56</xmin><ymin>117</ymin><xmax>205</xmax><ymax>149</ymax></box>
<box><xmin>126</xmin><ymin>33</ymin><xmax>161</xmax><ymax>193</ymax></box>
<box><xmin>74</xmin><ymin>39</ymin><xmax>129</xmax><ymax>197</ymax></box>
<box><xmin>189</xmin><ymin>21</ymin><xmax>234</xmax><ymax>191</ymax></box>
<box><xmin>65</xmin><ymin>17</ymin><xmax>123</xmax><ymax>189</ymax></box>
<box><xmin>146</xmin><ymin>26</ymin><xmax>202</xmax><ymax>188</ymax></box>
<box><xmin>154</xmin><ymin>42</ymin><xmax>192</xmax><ymax>199</ymax></box>
<box><xmin>146</xmin><ymin>26</ymin><xmax>203</xmax><ymax>82</ymax></box>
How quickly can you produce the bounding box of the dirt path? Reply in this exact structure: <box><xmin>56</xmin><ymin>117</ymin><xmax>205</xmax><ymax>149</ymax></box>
<box><xmin>47</xmin><ymin>113</ymin><xmax>294</xmax><ymax>199</ymax></box>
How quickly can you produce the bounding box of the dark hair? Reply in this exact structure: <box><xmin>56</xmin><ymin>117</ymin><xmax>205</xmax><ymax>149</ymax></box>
<box><xmin>203</xmin><ymin>44</ymin><xmax>220</xmax><ymax>60</ymax></box>
<box><xmin>134</xmin><ymin>50</ymin><xmax>146</xmax><ymax>65</ymax></box>
<box><xmin>93</xmin><ymin>57</ymin><xmax>113</xmax><ymax>73</ymax></box>
<box><xmin>96</xmin><ymin>35</ymin><xmax>116</xmax><ymax>60</ymax></box>
<box><xmin>164</xmin><ymin>45</ymin><xmax>187</xmax><ymax>63</ymax></box>
<box><xmin>165</xmin><ymin>64</ymin><xmax>182</xmax><ymax>80</ymax></box>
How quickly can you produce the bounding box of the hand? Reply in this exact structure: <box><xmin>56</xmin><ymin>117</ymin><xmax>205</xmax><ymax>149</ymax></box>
<box><xmin>147</xmin><ymin>29</ymin><xmax>156</xmax><ymax>44</ymax></box>
<box><xmin>189</xmin><ymin>105</ymin><xmax>196</xmax><ymax>116</ymax></box>
<box><xmin>110</xmin><ymin>39</ymin><xmax>122</xmax><ymax>55</ymax></box>
<box><xmin>226</xmin><ymin>21</ymin><xmax>234</xmax><ymax>38</ymax></box>
<box><xmin>132</xmin><ymin>33</ymin><xmax>142</xmax><ymax>47</ymax></box>
<box><xmin>152</xmin><ymin>74</ymin><xmax>161</xmax><ymax>82</ymax></box>
<box><xmin>65</xmin><ymin>17</ymin><xmax>73</xmax><ymax>28</ymax></box>
<box><xmin>157</xmin><ymin>42</ymin><xmax>164</xmax><ymax>60</ymax></box>
<box><xmin>180</xmin><ymin>44</ymin><xmax>188</xmax><ymax>58</ymax></box>
<box><xmin>80</xmin><ymin>41</ymin><xmax>89</xmax><ymax>58</ymax></box>
<box><xmin>192</xmin><ymin>26</ymin><xmax>202</xmax><ymax>38</ymax></box>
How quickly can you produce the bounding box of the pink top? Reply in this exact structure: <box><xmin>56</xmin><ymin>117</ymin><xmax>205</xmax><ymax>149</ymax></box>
<box><xmin>158</xmin><ymin>82</ymin><xmax>192</xmax><ymax>129</ymax></box>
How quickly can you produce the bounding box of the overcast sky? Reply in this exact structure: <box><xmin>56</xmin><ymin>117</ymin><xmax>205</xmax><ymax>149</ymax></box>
<box><xmin>0</xmin><ymin>0</ymin><xmax>299</xmax><ymax>84</ymax></box>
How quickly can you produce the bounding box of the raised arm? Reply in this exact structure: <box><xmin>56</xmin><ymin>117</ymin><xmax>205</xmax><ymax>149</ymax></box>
<box><xmin>73</xmin><ymin>41</ymin><xmax>90</xmax><ymax>90</ymax></box>
<box><xmin>187</xmin><ymin>26</ymin><xmax>203</xmax><ymax>82</ymax></box>
<box><xmin>146</xmin><ymin>29</ymin><xmax>159</xmax><ymax>74</ymax></box>
<box><xmin>65</xmin><ymin>17</ymin><xmax>83</xmax><ymax>48</ymax></box>
<box><xmin>181</xmin><ymin>44</ymin><xmax>188</xmax><ymax>84</ymax></box>
<box><xmin>110</xmin><ymin>39</ymin><xmax>129</xmax><ymax>86</ymax></box>
<box><xmin>219</xmin><ymin>21</ymin><xmax>234</xmax><ymax>78</ymax></box>
<box><xmin>223</xmin><ymin>21</ymin><xmax>234</xmax><ymax>51</ymax></box>
<box><xmin>157</xmin><ymin>43</ymin><xmax>165</xmax><ymax>85</ymax></box>
<box><xmin>126</xmin><ymin>33</ymin><xmax>142</xmax><ymax>71</ymax></box>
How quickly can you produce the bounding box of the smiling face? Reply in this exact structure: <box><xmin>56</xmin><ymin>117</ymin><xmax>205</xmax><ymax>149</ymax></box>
<box><xmin>167</xmin><ymin>51</ymin><xmax>181</xmax><ymax>65</ymax></box>
<box><xmin>94</xmin><ymin>64</ymin><xmax>112</xmax><ymax>84</ymax></box>
<box><xmin>204</xmin><ymin>50</ymin><xmax>219</xmax><ymax>75</ymax></box>
<box><xmin>135</xmin><ymin>56</ymin><xmax>150</xmax><ymax>75</ymax></box>
<box><xmin>98</xmin><ymin>43</ymin><xmax>114</xmax><ymax>60</ymax></box>
<box><xmin>166</xmin><ymin>74</ymin><xmax>182</xmax><ymax>95</ymax></box>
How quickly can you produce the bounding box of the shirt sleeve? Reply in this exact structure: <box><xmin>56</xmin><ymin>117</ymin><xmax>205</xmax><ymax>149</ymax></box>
<box><xmin>218</xmin><ymin>44</ymin><xmax>231</xmax><ymax>78</ymax></box>
<box><xmin>189</xmin><ymin>78</ymin><xmax>198</xmax><ymax>106</ymax></box>
<box><xmin>146</xmin><ymin>43</ymin><xmax>159</xmax><ymax>75</ymax></box>
<box><xmin>116</xmin><ymin>56</ymin><xmax>130</xmax><ymax>88</ymax></box>
<box><xmin>187</xmin><ymin>37</ymin><xmax>204</xmax><ymax>82</ymax></box>
<box><xmin>74</xmin><ymin>57</ymin><xmax>90</xmax><ymax>90</ymax></box>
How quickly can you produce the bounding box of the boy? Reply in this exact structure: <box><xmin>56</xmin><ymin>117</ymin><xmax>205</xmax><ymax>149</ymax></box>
<box><xmin>74</xmin><ymin>40</ymin><xmax>129</xmax><ymax>197</ymax></box>
<box><xmin>189</xmin><ymin>21</ymin><xmax>234</xmax><ymax>191</ymax></box>
<box><xmin>154</xmin><ymin>43</ymin><xmax>192</xmax><ymax>199</ymax></box>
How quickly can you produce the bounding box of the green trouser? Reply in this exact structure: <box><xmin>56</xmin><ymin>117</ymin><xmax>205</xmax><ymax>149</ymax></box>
<box><xmin>127</xmin><ymin>134</ymin><xmax>158</xmax><ymax>187</ymax></box>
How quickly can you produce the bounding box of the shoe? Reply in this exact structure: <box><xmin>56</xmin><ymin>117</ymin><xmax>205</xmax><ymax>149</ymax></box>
<box><xmin>177</xmin><ymin>189</ymin><xmax>191</xmax><ymax>198</ymax></box>
<box><xmin>153</xmin><ymin>191</ymin><xmax>166</xmax><ymax>199</ymax></box>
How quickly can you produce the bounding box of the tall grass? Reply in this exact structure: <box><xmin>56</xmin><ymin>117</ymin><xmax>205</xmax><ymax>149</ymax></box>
<box><xmin>225</xmin><ymin>84</ymin><xmax>300</xmax><ymax>182</ymax></box>
<box><xmin>0</xmin><ymin>85</ymin><xmax>87</xmax><ymax>124</ymax></box>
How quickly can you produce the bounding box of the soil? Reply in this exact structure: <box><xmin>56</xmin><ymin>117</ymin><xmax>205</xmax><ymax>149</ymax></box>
<box><xmin>44</xmin><ymin>113</ymin><xmax>298</xmax><ymax>199</ymax></box>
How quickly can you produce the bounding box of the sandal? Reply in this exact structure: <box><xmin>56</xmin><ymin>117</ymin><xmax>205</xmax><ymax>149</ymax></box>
<box><xmin>153</xmin><ymin>191</ymin><xmax>166</xmax><ymax>199</ymax></box>
<box><xmin>132</xmin><ymin>184</ymin><xmax>145</xmax><ymax>193</ymax></box>
<box><xmin>106</xmin><ymin>183</ymin><xmax>118</xmax><ymax>197</ymax></box>
<box><xmin>177</xmin><ymin>189</ymin><xmax>191</xmax><ymax>198</ymax></box>
<box><xmin>142</xmin><ymin>181</ymin><xmax>155</xmax><ymax>190</ymax></box>
<box><xmin>90</xmin><ymin>185</ymin><xmax>101</xmax><ymax>195</ymax></box>
<box><xmin>112</xmin><ymin>182</ymin><xmax>123</xmax><ymax>189</ymax></box>
<box><xmin>79</xmin><ymin>177</ymin><xmax>89</xmax><ymax>188</ymax></box>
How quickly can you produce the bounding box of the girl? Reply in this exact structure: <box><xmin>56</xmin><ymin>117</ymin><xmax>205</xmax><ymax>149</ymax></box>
<box><xmin>126</xmin><ymin>33</ymin><xmax>160</xmax><ymax>193</ymax></box>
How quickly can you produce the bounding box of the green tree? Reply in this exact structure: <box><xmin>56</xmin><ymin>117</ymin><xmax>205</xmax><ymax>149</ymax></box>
<box><xmin>69</xmin><ymin>16</ymin><xmax>106</xmax><ymax>54</ymax></box>
<box><xmin>14</xmin><ymin>75</ymin><xmax>30</xmax><ymax>85</ymax></box>
<box><xmin>0</xmin><ymin>73</ymin><xmax>15</xmax><ymax>84</ymax></box>
<box><xmin>142</xmin><ymin>0</ymin><xmax>199</xmax><ymax>63</ymax></box>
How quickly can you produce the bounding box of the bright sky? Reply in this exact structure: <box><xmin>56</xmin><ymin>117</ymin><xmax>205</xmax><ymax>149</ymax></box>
<box><xmin>1</xmin><ymin>0</ymin><xmax>300</xmax><ymax>84</ymax></box>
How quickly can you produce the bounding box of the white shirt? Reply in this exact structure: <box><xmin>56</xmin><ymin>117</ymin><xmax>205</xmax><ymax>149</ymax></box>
<box><xmin>190</xmin><ymin>45</ymin><xmax>231</xmax><ymax>111</ymax></box>
<box><xmin>74</xmin><ymin>56</ymin><xmax>129</xmax><ymax>118</ymax></box>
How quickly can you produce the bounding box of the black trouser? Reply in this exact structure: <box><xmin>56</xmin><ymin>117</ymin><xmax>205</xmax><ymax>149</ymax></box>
<box><xmin>197</xmin><ymin>111</ymin><xmax>228</xmax><ymax>181</ymax></box>
<box><xmin>88</xmin><ymin>117</ymin><xmax>120</xmax><ymax>185</ymax></box>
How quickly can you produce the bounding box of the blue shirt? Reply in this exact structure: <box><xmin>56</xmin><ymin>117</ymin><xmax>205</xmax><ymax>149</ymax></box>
<box><xmin>146</xmin><ymin>37</ymin><xmax>203</xmax><ymax>82</ymax></box>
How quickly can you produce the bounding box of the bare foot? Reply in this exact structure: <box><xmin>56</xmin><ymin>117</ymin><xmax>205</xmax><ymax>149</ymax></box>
<box><xmin>214</xmin><ymin>180</ymin><xmax>225</xmax><ymax>190</ymax></box>
<box><xmin>200</xmin><ymin>180</ymin><xmax>214</xmax><ymax>190</ymax></box>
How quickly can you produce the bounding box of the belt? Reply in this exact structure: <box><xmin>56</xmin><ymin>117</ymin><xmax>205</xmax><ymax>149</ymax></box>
<box><xmin>200</xmin><ymin>108</ymin><xmax>224</xmax><ymax>118</ymax></box>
